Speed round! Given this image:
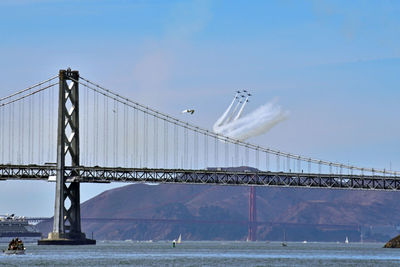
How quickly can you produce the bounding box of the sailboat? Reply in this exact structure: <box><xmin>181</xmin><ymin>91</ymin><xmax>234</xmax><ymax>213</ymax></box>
<box><xmin>282</xmin><ymin>230</ymin><xmax>287</xmax><ymax>247</ymax></box>
<box><xmin>345</xmin><ymin>236</ymin><xmax>349</xmax><ymax>244</ymax></box>
<box><xmin>177</xmin><ymin>234</ymin><xmax>182</xmax><ymax>244</ymax></box>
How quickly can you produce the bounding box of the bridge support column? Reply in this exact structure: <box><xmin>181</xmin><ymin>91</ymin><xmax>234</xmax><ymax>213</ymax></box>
<box><xmin>38</xmin><ymin>69</ymin><xmax>95</xmax><ymax>245</ymax></box>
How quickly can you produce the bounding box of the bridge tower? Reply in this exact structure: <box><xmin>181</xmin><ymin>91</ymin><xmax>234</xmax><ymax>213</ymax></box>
<box><xmin>247</xmin><ymin>186</ymin><xmax>257</xmax><ymax>241</ymax></box>
<box><xmin>38</xmin><ymin>69</ymin><xmax>95</xmax><ymax>245</ymax></box>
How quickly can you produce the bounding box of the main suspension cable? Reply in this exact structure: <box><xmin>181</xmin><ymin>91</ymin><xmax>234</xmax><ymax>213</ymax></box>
<box><xmin>77</xmin><ymin>76</ymin><xmax>398</xmax><ymax>176</ymax></box>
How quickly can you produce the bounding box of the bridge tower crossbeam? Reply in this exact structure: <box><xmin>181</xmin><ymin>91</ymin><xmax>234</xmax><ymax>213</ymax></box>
<box><xmin>38</xmin><ymin>69</ymin><xmax>95</xmax><ymax>245</ymax></box>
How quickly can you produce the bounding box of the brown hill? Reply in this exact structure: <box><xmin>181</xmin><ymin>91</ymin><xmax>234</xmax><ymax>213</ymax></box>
<box><xmin>38</xmin><ymin>183</ymin><xmax>400</xmax><ymax>242</ymax></box>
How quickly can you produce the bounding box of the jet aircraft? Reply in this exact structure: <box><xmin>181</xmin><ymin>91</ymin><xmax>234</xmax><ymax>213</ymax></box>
<box><xmin>182</xmin><ymin>109</ymin><xmax>195</xmax><ymax>115</ymax></box>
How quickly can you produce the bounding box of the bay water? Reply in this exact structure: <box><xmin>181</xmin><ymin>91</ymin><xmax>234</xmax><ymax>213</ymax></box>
<box><xmin>1</xmin><ymin>241</ymin><xmax>400</xmax><ymax>266</ymax></box>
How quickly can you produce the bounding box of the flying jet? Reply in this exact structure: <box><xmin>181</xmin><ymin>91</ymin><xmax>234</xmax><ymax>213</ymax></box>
<box><xmin>182</xmin><ymin>109</ymin><xmax>195</xmax><ymax>115</ymax></box>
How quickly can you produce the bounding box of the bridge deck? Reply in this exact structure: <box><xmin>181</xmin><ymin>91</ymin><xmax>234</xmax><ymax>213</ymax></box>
<box><xmin>1</xmin><ymin>164</ymin><xmax>400</xmax><ymax>191</ymax></box>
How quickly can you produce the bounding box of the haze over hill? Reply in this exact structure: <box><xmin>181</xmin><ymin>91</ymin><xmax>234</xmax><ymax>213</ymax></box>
<box><xmin>38</xmin><ymin>182</ymin><xmax>400</xmax><ymax>242</ymax></box>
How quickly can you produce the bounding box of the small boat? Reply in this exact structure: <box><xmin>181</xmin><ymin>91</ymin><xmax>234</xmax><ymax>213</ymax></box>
<box><xmin>3</xmin><ymin>248</ymin><xmax>25</xmax><ymax>255</ymax></box>
<box><xmin>345</xmin><ymin>237</ymin><xmax>349</xmax><ymax>244</ymax></box>
<box><xmin>3</xmin><ymin>238</ymin><xmax>25</xmax><ymax>255</ymax></box>
<box><xmin>302</xmin><ymin>240</ymin><xmax>307</xmax><ymax>244</ymax></box>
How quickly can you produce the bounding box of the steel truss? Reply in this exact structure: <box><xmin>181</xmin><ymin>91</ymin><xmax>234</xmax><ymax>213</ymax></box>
<box><xmin>1</xmin><ymin>164</ymin><xmax>400</xmax><ymax>191</ymax></box>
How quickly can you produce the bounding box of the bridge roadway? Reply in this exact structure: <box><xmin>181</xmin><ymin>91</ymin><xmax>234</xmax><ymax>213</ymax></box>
<box><xmin>1</xmin><ymin>164</ymin><xmax>400</xmax><ymax>191</ymax></box>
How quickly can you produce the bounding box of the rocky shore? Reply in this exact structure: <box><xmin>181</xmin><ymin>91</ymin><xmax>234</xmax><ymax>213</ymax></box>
<box><xmin>384</xmin><ymin>235</ymin><xmax>400</xmax><ymax>248</ymax></box>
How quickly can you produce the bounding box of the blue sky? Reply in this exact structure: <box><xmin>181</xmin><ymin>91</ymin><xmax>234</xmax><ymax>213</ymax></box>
<box><xmin>0</xmin><ymin>0</ymin><xmax>400</xmax><ymax>216</ymax></box>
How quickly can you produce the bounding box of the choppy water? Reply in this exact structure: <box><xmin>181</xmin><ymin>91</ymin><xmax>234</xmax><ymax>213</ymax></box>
<box><xmin>1</xmin><ymin>241</ymin><xmax>400</xmax><ymax>266</ymax></box>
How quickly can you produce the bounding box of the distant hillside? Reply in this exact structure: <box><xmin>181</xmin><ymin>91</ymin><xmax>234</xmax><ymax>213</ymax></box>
<box><xmin>38</xmin><ymin>181</ymin><xmax>400</xmax><ymax>242</ymax></box>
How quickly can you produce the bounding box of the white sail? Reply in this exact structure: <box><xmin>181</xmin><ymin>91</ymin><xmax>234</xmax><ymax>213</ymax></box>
<box><xmin>177</xmin><ymin>234</ymin><xmax>182</xmax><ymax>244</ymax></box>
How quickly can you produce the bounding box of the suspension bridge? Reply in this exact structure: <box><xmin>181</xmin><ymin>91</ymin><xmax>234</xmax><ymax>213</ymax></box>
<box><xmin>0</xmin><ymin>69</ymin><xmax>399</xmax><ymax>244</ymax></box>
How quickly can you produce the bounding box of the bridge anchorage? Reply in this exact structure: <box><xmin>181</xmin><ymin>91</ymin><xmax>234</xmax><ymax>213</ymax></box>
<box><xmin>38</xmin><ymin>69</ymin><xmax>95</xmax><ymax>245</ymax></box>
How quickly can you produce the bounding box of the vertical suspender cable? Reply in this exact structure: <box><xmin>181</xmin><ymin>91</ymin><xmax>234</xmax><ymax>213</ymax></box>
<box><xmin>265</xmin><ymin>151</ymin><xmax>270</xmax><ymax>171</ymax></box>
<box><xmin>31</xmin><ymin>94</ymin><xmax>34</xmax><ymax>163</ymax></box>
<box><xmin>104</xmin><ymin>96</ymin><xmax>108</xmax><ymax>166</ymax></box>
<box><xmin>184</xmin><ymin>126</ymin><xmax>188</xmax><ymax>169</ymax></box>
<box><xmin>235</xmin><ymin>142</ymin><xmax>239</xmax><ymax>167</ymax></box>
<box><xmin>29</xmin><ymin>93</ymin><xmax>33</xmax><ymax>163</ymax></box>
<box><xmin>297</xmin><ymin>157</ymin><xmax>301</xmax><ymax>173</ymax></box>
<box><xmin>95</xmin><ymin>92</ymin><xmax>99</xmax><ymax>165</ymax></box>
<box><xmin>18</xmin><ymin>100</ymin><xmax>22</xmax><ymax>163</ymax></box>
<box><xmin>204</xmin><ymin>133</ymin><xmax>208</xmax><ymax>169</ymax></box>
<box><xmin>84</xmin><ymin>86</ymin><xmax>89</xmax><ymax>166</ymax></box>
<box><xmin>214</xmin><ymin>136</ymin><xmax>218</xmax><ymax>167</ymax></box>
<box><xmin>123</xmin><ymin>104</ymin><xmax>127</xmax><ymax>167</ymax></box>
<box><xmin>21</xmin><ymin>98</ymin><xmax>25</xmax><ymax>163</ymax></box>
<box><xmin>45</xmin><ymin>88</ymin><xmax>49</xmax><ymax>163</ymax></box>
<box><xmin>276</xmin><ymin>154</ymin><xmax>280</xmax><ymax>171</ymax></box>
<box><xmin>124</xmin><ymin>104</ymin><xmax>128</xmax><ymax>167</ymax></box>
<box><xmin>134</xmin><ymin>107</ymin><xmax>138</xmax><ymax>167</ymax></box>
<box><xmin>245</xmin><ymin>146</ymin><xmax>249</xmax><ymax>166</ymax></box>
<box><xmin>164</xmin><ymin>119</ymin><xmax>168</xmax><ymax>168</ymax></box>
<box><xmin>94</xmin><ymin>91</ymin><xmax>97</xmax><ymax>165</ymax></box>
<box><xmin>6</xmin><ymin>105</ymin><xmax>9</xmax><ymax>162</ymax></box>
<box><xmin>224</xmin><ymin>139</ymin><xmax>228</xmax><ymax>167</ymax></box>
<box><xmin>37</xmin><ymin>92</ymin><xmax>41</xmax><ymax>163</ymax></box>
<box><xmin>93</xmin><ymin>90</ymin><xmax>97</xmax><ymax>165</ymax></box>
<box><xmin>174</xmin><ymin>123</ymin><xmax>178</xmax><ymax>168</ymax></box>
<box><xmin>0</xmin><ymin>103</ymin><xmax>3</xmax><ymax>163</ymax></box>
<box><xmin>112</xmin><ymin>99</ymin><xmax>116</xmax><ymax>166</ymax></box>
<box><xmin>92</xmin><ymin>89</ymin><xmax>96</xmax><ymax>166</ymax></box>
<box><xmin>49</xmin><ymin>84</ymin><xmax>54</xmax><ymax>162</ymax></box>
<box><xmin>0</xmin><ymin>104</ymin><xmax>4</xmax><ymax>163</ymax></box>
<box><xmin>194</xmin><ymin>130</ymin><xmax>198</xmax><ymax>169</ymax></box>
<box><xmin>154</xmin><ymin>115</ymin><xmax>158</xmax><ymax>168</ymax></box>
<box><xmin>256</xmin><ymin>148</ymin><xmax>259</xmax><ymax>170</ymax></box>
<box><xmin>10</xmin><ymin>103</ymin><xmax>14</xmax><ymax>163</ymax></box>
<box><xmin>115</xmin><ymin>100</ymin><xmax>119</xmax><ymax>167</ymax></box>
<box><xmin>38</xmin><ymin>91</ymin><xmax>42</xmax><ymax>163</ymax></box>
<box><xmin>129</xmin><ymin>107</ymin><xmax>133</xmax><ymax>167</ymax></box>
<box><xmin>126</xmin><ymin>105</ymin><xmax>129</xmax><ymax>167</ymax></box>
<box><xmin>40</xmin><ymin>91</ymin><xmax>44</xmax><ymax>163</ymax></box>
<box><xmin>287</xmin><ymin>156</ymin><xmax>290</xmax><ymax>172</ymax></box>
<box><xmin>143</xmin><ymin>111</ymin><xmax>148</xmax><ymax>167</ymax></box>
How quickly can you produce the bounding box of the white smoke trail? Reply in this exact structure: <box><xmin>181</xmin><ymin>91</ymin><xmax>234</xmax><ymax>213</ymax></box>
<box><xmin>213</xmin><ymin>97</ymin><xmax>288</xmax><ymax>141</ymax></box>
<box><xmin>213</xmin><ymin>92</ymin><xmax>239</xmax><ymax>130</ymax></box>
<box><xmin>225</xmin><ymin>97</ymin><xmax>242</xmax><ymax>124</ymax></box>
<box><xmin>233</xmin><ymin>96</ymin><xmax>249</xmax><ymax>121</ymax></box>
